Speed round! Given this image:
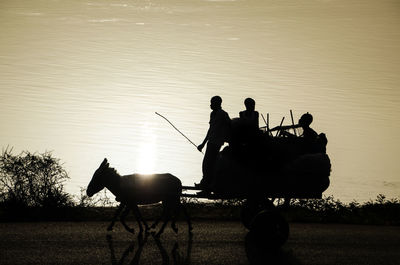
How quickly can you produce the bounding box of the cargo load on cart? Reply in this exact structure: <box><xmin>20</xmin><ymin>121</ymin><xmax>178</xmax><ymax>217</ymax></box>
<box><xmin>209</xmin><ymin>112</ymin><xmax>331</xmax><ymax>199</ymax></box>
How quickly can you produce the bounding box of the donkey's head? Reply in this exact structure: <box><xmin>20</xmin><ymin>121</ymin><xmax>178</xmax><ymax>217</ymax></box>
<box><xmin>87</xmin><ymin>158</ymin><xmax>109</xmax><ymax>197</ymax></box>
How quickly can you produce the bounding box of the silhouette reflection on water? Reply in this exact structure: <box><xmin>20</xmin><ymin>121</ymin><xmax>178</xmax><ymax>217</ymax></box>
<box><xmin>171</xmin><ymin>234</ymin><xmax>192</xmax><ymax>265</ymax></box>
<box><xmin>107</xmin><ymin>233</ymin><xmax>147</xmax><ymax>265</ymax></box>
<box><xmin>107</xmin><ymin>232</ymin><xmax>193</xmax><ymax>265</ymax></box>
<box><xmin>245</xmin><ymin>233</ymin><xmax>301</xmax><ymax>265</ymax></box>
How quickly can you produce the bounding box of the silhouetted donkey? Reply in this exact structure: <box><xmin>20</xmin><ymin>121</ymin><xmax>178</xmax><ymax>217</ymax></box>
<box><xmin>87</xmin><ymin>158</ymin><xmax>192</xmax><ymax>236</ymax></box>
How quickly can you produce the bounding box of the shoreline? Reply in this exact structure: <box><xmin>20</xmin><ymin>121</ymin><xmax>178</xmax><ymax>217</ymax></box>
<box><xmin>1</xmin><ymin>197</ymin><xmax>399</xmax><ymax>226</ymax></box>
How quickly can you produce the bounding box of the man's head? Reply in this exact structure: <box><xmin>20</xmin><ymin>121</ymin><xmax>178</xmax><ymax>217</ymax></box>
<box><xmin>299</xmin><ymin>112</ymin><xmax>313</xmax><ymax>127</ymax></box>
<box><xmin>210</xmin><ymin>96</ymin><xmax>222</xmax><ymax>110</ymax></box>
<box><xmin>244</xmin><ymin>98</ymin><xmax>255</xmax><ymax>111</ymax></box>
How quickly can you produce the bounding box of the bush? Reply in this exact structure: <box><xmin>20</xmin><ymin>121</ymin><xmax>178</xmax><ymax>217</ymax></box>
<box><xmin>0</xmin><ymin>148</ymin><xmax>72</xmax><ymax>208</ymax></box>
<box><xmin>288</xmin><ymin>194</ymin><xmax>400</xmax><ymax>225</ymax></box>
<box><xmin>75</xmin><ymin>187</ymin><xmax>115</xmax><ymax>208</ymax></box>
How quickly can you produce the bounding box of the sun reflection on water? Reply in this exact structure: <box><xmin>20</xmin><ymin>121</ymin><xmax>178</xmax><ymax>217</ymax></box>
<box><xmin>135</xmin><ymin>125</ymin><xmax>157</xmax><ymax>174</ymax></box>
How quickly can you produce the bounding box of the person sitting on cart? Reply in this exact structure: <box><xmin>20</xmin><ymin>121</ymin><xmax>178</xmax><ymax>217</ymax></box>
<box><xmin>239</xmin><ymin>97</ymin><xmax>259</xmax><ymax>129</ymax></box>
<box><xmin>300</xmin><ymin>113</ymin><xmax>328</xmax><ymax>153</ymax></box>
<box><xmin>196</xmin><ymin>96</ymin><xmax>231</xmax><ymax>194</ymax></box>
<box><xmin>298</xmin><ymin>112</ymin><xmax>318</xmax><ymax>142</ymax></box>
<box><xmin>234</xmin><ymin>97</ymin><xmax>262</xmax><ymax>157</ymax></box>
<box><xmin>279</xmin><ymin>112</ymin><xmax>317</xmax><ymax>140</ymax></box>
<box><xmin>295</xmin><ymin>112</ymin><xmax>327</xmax><ymax>153</ymax></box>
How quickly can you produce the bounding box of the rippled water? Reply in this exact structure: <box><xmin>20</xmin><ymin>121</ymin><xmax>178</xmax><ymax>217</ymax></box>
<box><xmin>1</xmin><ymin>0</ymin><xmax>399</xmax><ymax>202</ymax></box>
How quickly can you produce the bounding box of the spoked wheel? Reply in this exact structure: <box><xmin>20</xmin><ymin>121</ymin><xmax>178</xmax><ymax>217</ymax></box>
<box><xmin>241</xmin><ymin>198</ymin><xmax>274</xmax><ymax>229</ymax></box>
<box><xmin>249</xmin><ymin>209</ymin><xmax>289</xmax><ymax>247</ymax></box>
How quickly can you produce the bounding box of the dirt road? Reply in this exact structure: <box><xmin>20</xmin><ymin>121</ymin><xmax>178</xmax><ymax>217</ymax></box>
<box><xmin>0</xmin><ymin>221</ymin><xmax>399</xmax><ymax>264</ymax></box>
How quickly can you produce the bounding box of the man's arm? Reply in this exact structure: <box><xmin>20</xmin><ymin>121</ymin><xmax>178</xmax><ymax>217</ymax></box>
<box><xmin>197</xmin><ymin>129</ymin><xmax>209</xmax><ymax>152</ymax></box>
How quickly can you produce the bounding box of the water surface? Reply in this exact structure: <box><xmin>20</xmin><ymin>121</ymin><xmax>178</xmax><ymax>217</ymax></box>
<box><xmin>1</xmin><ymin>0</ymin><xmax>400</xmax><ymax>202</ymax></box>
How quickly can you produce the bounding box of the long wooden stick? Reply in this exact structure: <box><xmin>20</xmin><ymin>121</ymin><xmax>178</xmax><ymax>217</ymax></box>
<box><xmin>276</xmin><ymin>117</ymin><xmax>285</xmax><ymax>137</ymax></box>
<box><xmin>290</xmin><ymin>110</ymin><xmax>297</xmax><ymax>136</ymax></box>
<box><xmin>155</xmin><ymin>112</ymin><xmax>202</xmax><ymax>153</ymax></box>
<box><xmin>261</xmin><ymin>113</ymin><xmax>267</xmax><ymax>126</ymax></box>
<box><xmin>267</xmin><ymin>113</ymin><xmax>272</xmax><ymax>136</ymax></box>
<box><xmin>261</xmin><ymin>113</ymin><xmax>272</xmax><ymax>136</ymax></box>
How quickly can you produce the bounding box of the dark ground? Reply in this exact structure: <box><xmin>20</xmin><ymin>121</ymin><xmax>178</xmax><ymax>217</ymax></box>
<box><xmin>0</xmin><ymin>221</ymin><xmax>399</xmax><ymax>265</ymax></box>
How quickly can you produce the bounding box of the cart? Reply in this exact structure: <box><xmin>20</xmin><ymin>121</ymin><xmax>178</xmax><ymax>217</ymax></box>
<box><xmin>182</xmin><ymin>118</ymin><xmax>331</xmax><ymax>246</ymax></box>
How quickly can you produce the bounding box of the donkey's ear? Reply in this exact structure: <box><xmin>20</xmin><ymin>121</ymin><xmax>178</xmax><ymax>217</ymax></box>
<box><xmin>101</xmin><ymin>158</ymin><xmax>108</xmax><ymax>167</ymax></box>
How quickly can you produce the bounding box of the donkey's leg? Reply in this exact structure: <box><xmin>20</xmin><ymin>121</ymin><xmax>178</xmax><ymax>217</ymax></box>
<box><xmin>180</xmin><ymin>202</ymin><xmax>193</xmax><ymax>233</ymax></box>
<box><xmin>170</xmin><ymin>198</ymin><xmax>193</xmax><ymax>234</ymax></box>
<box><xmin>139</xmin><ymin>210</ymin><xmax>150</xmax><ymax>232</ymax></box>
<box><xmin>132</xmin><ymin>204</ymin><xmax>150</xmax><ymax>233</ymax></box>
<box><xmin>170</xmin><ymin>199</ymin><xmax>181</xmax><ymax>234</ymax></box>
<box><xmin>107</xmin><ymin>203</ymin><xmax>126</xmax><ymax>231</ymax></box>
<box><xmin>156</xmin><ymin>216</ymin><xmax>170</xmax><ymax>237</ymax></box>
<box><xmin>120</xmin><ymin>206</ymin><xmax>135</xmax><ymax>234</ymax></box>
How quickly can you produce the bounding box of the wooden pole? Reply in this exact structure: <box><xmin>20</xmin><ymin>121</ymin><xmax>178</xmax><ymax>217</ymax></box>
<box><xmin>290</xmin><ymin>110</ymin><xmax>297</xmax><ymax>136</ymax></box>
<box><xmin>261</xmin><ymin>113</ymin><xmax>267</xmax><ymax>127</ymax></box>
<box><xmin>155</xmin><ymin>112</ymin><xmax>203</xmax><ymax>154</ymax></box>
<box><xmin>276</xmin><ymin>117</ymin><xmax>285</xmax><ymax>137</ymax></box>
<box><xmin>267</xmin><ymin>113</ymin><xmax>272</xmax><ymax>136</ymax></box>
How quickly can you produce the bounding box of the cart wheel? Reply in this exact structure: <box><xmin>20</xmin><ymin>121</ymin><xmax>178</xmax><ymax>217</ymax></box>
<box><xmin>241</xmin><ymin>199</ymin><xmax>274</xmax><ymax>229</ymax></box>
<box><xmin>249</xmin><ymin>210</ymin><xmax>289</xmax><ymax>247</ymax></box>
